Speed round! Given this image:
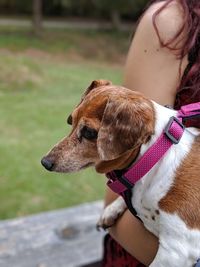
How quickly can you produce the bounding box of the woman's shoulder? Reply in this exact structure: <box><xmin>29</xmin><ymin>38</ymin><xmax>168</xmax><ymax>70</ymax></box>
<box><xmin>144</xmin><ymin>0</ymin><xmax>184</xmax><ymax>25</ymax></box>
<box><xmin>140</xmin><ymin>0</ymin><xmax>185</xmax><ymax>46</ymax></box>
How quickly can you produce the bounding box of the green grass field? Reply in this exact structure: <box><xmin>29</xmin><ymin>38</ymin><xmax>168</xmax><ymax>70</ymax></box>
<box><xmin>0</xmin><ymin>27</ymin><xmax>128</xmax><ymax>219</ymax></box>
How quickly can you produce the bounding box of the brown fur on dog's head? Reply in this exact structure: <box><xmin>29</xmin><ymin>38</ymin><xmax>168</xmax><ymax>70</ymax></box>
<box><xmin>41</xmin><ymin>80</ymin><xmax>155</xmax><ymax>173</ymax></box>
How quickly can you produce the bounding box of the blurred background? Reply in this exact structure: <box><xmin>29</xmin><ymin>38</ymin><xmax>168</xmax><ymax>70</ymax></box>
<box><xmin>0</xmin><ymin>0</ymin><xmax>149</xmax><ymax>220</ymax></box>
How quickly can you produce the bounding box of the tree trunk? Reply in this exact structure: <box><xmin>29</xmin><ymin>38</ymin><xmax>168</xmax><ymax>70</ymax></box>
<box><xmin>33</xmin><ymin>0</ymin><xmax>43</xmax><ymax>35</ymax></box>
<box><xmin>110</xmin><ymin>9</ymin><xmax>121</xmax><ymax>31</ymax></box>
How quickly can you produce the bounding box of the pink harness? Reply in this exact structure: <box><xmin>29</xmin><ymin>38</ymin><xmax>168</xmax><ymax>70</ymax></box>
<box><xmin>106</xmin><ymin>102</ymin><xmax>200</xmax><ymax>199</ymax></box>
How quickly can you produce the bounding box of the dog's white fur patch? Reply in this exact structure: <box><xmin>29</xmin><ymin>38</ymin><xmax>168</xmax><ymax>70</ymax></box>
<box><xmin>149</xmin><ymin>212</ymin><xmax>200</xmax><ymax>267</ymax></box>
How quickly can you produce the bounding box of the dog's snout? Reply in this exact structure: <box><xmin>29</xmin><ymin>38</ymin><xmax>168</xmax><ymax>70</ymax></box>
<box><xmin>41</xmin><ymin>157</ymin><xmax>54</xmax><ymax>171</ymax></box>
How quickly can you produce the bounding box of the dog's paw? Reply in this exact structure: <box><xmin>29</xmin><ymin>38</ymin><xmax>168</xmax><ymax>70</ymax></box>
<box><xmin>97</xmin><ymin>205</ymin><xmax>120</xmax><ymax>230</ymax></box>
<box><xmin>96</xmin><ymin>197</ymin><xmax>127</xmax><ymax>230</ymax></box>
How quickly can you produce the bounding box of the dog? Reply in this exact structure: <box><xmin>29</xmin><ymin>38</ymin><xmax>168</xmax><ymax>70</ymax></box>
<box><xmin>41</xmin><ymin>80</ymin><xmax>200</xmax><ymax>267</ymax></box>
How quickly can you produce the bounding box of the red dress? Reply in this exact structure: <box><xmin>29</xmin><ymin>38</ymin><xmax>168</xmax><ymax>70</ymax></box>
<box><xmin>103</xmin><ymin>233</ymin><xmax>145</xmax><ymax>267</ymax></box>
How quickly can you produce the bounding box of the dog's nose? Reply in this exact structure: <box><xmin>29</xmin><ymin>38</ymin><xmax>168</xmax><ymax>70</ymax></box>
<box><xmin>41</xmin><ymin>157</ymin><xmax>54</xmax><ymax>171</ymax></box>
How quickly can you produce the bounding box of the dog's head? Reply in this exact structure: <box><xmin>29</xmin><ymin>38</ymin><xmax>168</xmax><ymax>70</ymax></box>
<box><xmin>41</xmin><ymin>80</ymin><xmax>155</xmax><ymax>173</ymax></box>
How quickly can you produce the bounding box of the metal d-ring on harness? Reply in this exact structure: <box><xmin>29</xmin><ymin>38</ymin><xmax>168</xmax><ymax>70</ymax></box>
<box><xmin>106</xmin><ymin>102</ymin><xmax>200</xmax><ymax>216</ymax></box>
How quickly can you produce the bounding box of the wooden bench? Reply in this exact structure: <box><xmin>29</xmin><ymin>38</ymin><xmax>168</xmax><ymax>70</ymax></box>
<box><xmin>0</xmin><ymin>201</ymin><xmax>104</xmax><ymax>267</ymax></box>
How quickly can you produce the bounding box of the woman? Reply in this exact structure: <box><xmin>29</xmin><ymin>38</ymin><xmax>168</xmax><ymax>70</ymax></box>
<box><xmin>103</xmin><ymin>0</ymin><xmax>200</xmax><ymax>266</ymax></box>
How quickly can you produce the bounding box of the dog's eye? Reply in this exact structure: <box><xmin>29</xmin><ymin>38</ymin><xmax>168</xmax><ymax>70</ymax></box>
<box><xmin>80</xmin><ymin>126</ymin><xmax>98</xmax><ymax>140</ymax></box>
<box><xmin>67</xmin><ymin>115</ymin><xmax>72</xmax><ymax>125</ymax></box>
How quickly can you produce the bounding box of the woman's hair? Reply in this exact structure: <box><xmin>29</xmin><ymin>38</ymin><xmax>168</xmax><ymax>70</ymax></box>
<box><xmin>149</xmin><ymin>0</ymin><xmax>200</xmax><ymax>103</ymax></box>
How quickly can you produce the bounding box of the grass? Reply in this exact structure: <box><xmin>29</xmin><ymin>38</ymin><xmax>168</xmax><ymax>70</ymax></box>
<box><xmin>0</xmin><ymin>27</ymin><xmax>130</xmax><ymax>62</ymax></box>
<box><xmin>0</xmin><ymin>27</ymin><xmax>127</xmax><ymax>219</ymax></box>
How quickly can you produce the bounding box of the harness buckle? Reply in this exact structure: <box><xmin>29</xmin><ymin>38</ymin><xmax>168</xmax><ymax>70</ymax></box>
<box><xmin>164</xmin><ymin>116</ymin><xmax>185</xmax><ymax>144</ymax></box>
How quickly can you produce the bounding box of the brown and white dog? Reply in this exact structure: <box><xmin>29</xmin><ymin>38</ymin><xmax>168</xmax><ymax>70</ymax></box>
<box><xmin>41</xmin><ymin>80</ymin><xmax>200</xmax><ymax>267</ymax></box>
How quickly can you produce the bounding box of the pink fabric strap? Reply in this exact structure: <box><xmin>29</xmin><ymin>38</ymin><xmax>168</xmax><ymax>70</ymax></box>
<box><xmin>178</xmin><ymin>102</ymin><xmax>200</xmax><ymax>122</ymax></box>
<box><xmin>106</xmin><ymin>172</ymin><xmax>127</xmax><ymax>194</ymax></box>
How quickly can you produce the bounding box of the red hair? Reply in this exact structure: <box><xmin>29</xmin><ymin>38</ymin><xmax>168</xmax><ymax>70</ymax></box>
<box><xmin>149</xmin><ymin>0</ymin><xmax>200</xmax><ymax>108</ymax></box>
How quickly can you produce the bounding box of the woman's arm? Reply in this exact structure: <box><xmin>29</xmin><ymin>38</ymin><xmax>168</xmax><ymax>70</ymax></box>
<box><xmin>109</xmin><ymin>210</ymin><xmax>159</xmax><ymax>266</ymax></box>
<box><xmin>106</xmin><ymin>1</ymin><xmax>188</xmax><ymax>265</ymax></box>
<box><xmin>124</xmin><ymin>0</ymin><xmax>187</xmax><ymax>105</ymax></box>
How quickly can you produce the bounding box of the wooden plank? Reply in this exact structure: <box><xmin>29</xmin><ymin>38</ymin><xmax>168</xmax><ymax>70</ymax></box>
<box><xmin>0</xmin><ymin>201</ymin><xmax>104</xmax><ymax>267</ymax></box>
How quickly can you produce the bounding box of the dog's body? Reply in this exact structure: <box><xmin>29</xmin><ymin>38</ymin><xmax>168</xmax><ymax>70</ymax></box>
<box><xmin>41</xmin><ymin>80</ymin><xmax>200</xmax><ymax>267</ymax></box>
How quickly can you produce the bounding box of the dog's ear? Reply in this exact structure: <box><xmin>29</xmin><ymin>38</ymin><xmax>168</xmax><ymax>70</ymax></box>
<box><xmin>69</xmin><ymin>80</ymin><xmax>112</xmax><ymax>121</ymax></box>
<box><xmin>82</xmin><ymin>80</ymin><xmax>112</xmax><ymax>99</ymax></box>
<box><xmin>97</xmin><ymin>95</ymin><xmax>154</xmax><ymax>160</ymax></box>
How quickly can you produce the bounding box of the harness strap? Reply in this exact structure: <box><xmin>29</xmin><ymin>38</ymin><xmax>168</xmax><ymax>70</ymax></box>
<box><xmin>178</xmin><ymin>102</ymin><xmax>200</xmax><ymax>123</ymax></box>
<box><xmin>106</xmin><ymin>172</ymin><xmax>127</xmax><ymax>194</ymax></box>
<box><xmin>123</xmin><ymin>190</ymin><xmax>140</xmax><ymax>218</ymax></box>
